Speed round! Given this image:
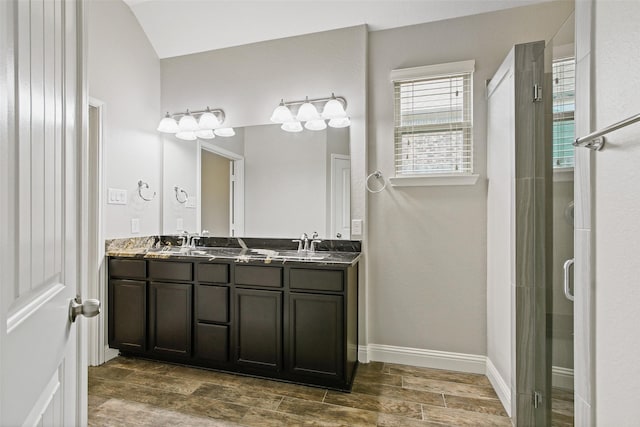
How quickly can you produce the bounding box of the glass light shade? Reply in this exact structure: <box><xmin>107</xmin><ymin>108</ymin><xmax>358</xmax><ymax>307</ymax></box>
<box><xmin>281</xmin><ymin>121</ymin><xmax>303</xmax><ymax>132</ymax></box>
<box><xmin>321</xmin><ymin>97</ymin><xmax>347</xmax><ymax>119</ymax></box>
<box><xmin>198</xmin><ymin>111</ymin><xmax>221</xmax><ymax>130</ymax></box>
<box><xmin>270</xmin><ymin>101</ymin><xmax>294</xmax><ymax>123</ymax></box>
<box><xmin>178</xmin><ymin>112</ymin><xmax>199</xmax><ymax>132</ymax></box>
<box><xmin>304</xmin><ymin>119</ymin><xmax>327</xmax><ymax>131</ymax></box>
<box><xmin>296</xmin><ymin>99</ymin><xmax>320</xmax><ymax>122</ymax></box>
<box><xmin>175</xmin><ymin>131</ymin><xmax>197</xmax><ymax>141</ymax></box>
<box><xmin>214</xmin><ymin>127</ymin><xmax>235</xmax><ymax>137</ymax></box>
<box><xmin>157</xmin><ymin>113</ymin><xmax>179</xmax><ymax>133</ymax></box>
<box><xmin>328</xmin><ymin>117</ymin><xmax>351</xmax><ymax>128</ymax></box>
<box><xmin>195</xmin><ymin>129</ymin><xmax>215</xmax><ymax>139</ymax></box>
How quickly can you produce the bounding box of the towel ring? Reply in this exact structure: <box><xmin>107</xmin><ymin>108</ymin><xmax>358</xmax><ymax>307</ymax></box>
<box><xmin>137</xmin><ymin>180</ymin><xmax>156</xmax><ymax>201</ymax></box>
<box><xmin>174</xmin><ymin>186</ymin><xmax>189</xmax><ymax>204</ymax></box>
<box><xmin>366</xmin><ymin>170</ymin><xmax>387</xmax><ymax>193</ymax></box>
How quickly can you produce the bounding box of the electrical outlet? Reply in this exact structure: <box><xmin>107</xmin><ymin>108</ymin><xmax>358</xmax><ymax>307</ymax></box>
<box><xmin>351</xmin><ymin>219</ymin><xmax>363</xmax><ymax>236</ymax></box>
<box><xmin>131</xmin><ymin>218</ymin><xmax>140</xmax><ymax>234</ymax></box>
<box><xmin>185</xmin><ymin>196</ymin><xmax>196</xmax><ymax>209</ymax></box>
<box><xmin>176</xmin><ymin>217</ymin><xmax>184</xmax><ymax>232</ymax></box>
<box><xmin>108</xmin><ymin>188</ymin><xmax>127</xmax><ymax>205</ymax></box>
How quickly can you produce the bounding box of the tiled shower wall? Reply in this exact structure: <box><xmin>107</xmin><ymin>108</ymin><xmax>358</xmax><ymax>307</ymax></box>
<box><xmin>573</xmin><ymin>0</ymin><xmax>594</xmax><ymax>425</ymax></box>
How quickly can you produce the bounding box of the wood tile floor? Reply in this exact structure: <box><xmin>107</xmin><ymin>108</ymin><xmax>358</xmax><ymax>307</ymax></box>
<box><xmin>88</xmin><ymin>356</ymin><xmax>512</xmax><ymax>426</ymax></box>
<box><xmin>551</xmin><ymin>387</ymin><xmax>574</xmax><ymax>427</ymax></box>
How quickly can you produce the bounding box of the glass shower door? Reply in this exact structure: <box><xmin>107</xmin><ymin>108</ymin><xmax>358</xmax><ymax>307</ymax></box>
<box><xmin>547</xmin><ymin>11</ymin><xmax>576</xmax><ymax>427</ymax></box>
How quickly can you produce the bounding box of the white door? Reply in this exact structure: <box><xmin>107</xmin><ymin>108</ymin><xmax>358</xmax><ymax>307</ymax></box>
<box><xmin>331</xmin><ymin>156</ymin><xmax>351</xmax><ymax>239</ymax></box>
<box><xmin>0</xmin><ymin>1</ymin><xmax>89</xmax><ymax>425</ymax></box>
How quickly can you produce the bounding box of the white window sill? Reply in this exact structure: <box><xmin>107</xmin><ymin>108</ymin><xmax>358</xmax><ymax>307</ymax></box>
<box><xmin>553</xmin><ymin>168</ymin><xmax>574</xmax><ymax>182</ymax></box>
<box><xmin>389</xmin><ymin>174</ymin><xmax>480</xmax><ymax>187</ymax></box>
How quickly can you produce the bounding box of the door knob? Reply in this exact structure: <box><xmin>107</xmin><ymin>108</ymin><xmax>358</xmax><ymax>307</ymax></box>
<box><xmin>69</xmin><ymin>296</ymin><xmax>101</xmax><ymax>322</ymax></box>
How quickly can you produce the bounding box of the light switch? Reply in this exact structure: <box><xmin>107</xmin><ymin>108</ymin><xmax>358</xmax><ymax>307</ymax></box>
<box><xmin>176</xmin><ymin>217</ymin><xmax>184</xmax><ymax>232</ymax></box>
<box><xmin>131</xmin><ymin>218</ymin><xmax>140</xmax><ymax>234</ymax></box>
<box><xmin>185</xmin><ymin>196</ymin><xmax>196</xmax><ymax>209</ymax></box>
<box><xmin>351</xmin><ymin>219</ymin><xmax>363</xmax><ymax>236</ymax></box>
<box><xmin>108</xmin><ymin>188</ymin><xmax>127</xmax><ymax>205</ymax></box>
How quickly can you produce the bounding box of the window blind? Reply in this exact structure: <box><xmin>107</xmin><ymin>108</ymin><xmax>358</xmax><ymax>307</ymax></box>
<box><xmin>552</xmin><ymin>57</ymin><xmax>575</xmax><ymax>168</ymax></box>
<box><xmin>393</xmin><ymin>67</ymin><xmax>473</xmax><ymax>176</ymax></box>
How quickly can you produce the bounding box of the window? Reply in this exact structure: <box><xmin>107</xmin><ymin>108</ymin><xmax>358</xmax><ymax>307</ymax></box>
<box><xmin>392</xmin><ymin>61</ymin><xmax>474</xmax><ymax>178</ymax></box>
<box><xmin>552</xmin><ymin>57</ymin><xmax>575</xmax><ymax>169</ymax></box>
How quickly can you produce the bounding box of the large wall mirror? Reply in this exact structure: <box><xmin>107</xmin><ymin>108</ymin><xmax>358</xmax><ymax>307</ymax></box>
<box><xmin>163</xmin><ymin>123</ymin><xmax>351</xmax><ymax>240</ymax></box>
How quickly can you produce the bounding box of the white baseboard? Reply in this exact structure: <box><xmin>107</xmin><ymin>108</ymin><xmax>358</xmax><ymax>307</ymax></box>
<box><xmin>360</xmin><ymin>343</ymin><xmax>486</xmax><ymax>374</ymax></box>
<box><xmin>486</xmin><ymin>358</ymin><xmax>512</xmax><ymax>417</ymax></box>
<box><xmin>358</xmin><ymin>345</ymin><xmax>370</xmax><ymax>363</ymax></box>
<box><xmin>104</xmin><ymin>346</ymin><xmax>119</xmax><ymax>363</ymax></box>
<box><xmin>552</xmin><ymin>366</ymin><xmax>574</xmax><ymax>391</ymax></box>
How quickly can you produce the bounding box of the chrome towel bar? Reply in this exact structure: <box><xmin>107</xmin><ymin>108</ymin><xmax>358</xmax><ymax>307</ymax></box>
<box><xmin>574</xmin><ymin>112</ymin><xmax>640</xmax><ymax>151</ymax></box>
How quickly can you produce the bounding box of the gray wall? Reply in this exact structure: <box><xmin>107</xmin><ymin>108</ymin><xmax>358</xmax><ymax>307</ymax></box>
<box><xmin>366</xmin><ymin>2</ymin><xmax>574</xmax><ymax>355</ymax></box>
<box><xmin>88</xmin><ymin>0</ymin><xmax>161</xmax><ymax>238</ymax></box>
<box><xmin>591</xmin><ymin>0</ymin><xmax>640</xmax><ymax>422</ymax></box>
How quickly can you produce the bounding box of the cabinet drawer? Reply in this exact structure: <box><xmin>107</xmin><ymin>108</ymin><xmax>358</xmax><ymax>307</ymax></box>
<box><xmin>290</xmin><ymin>269</ymin><xmax>343</xmax><ymax>292</ymax></box>
<box><xmin>109</xmin><ymin>259</ymin><xmax>146</xmax><ymax>279</ymax></box>
<box><xmin>148</xmin><ymin>260</ymin><xmax>192</xmax><ymax>282</ymax></box>
<box><xmin>197</xmin><ymin>263</ymin><xmax>229</xmax><ymax>284</ymax></box>
<box><xmin>195</xmin><ymin>323</ymin><xmax>229</xmax><ymax>362</ymax></box>
<box><xmin>235</xmin><ymin>265</ymin><xmax>282</xmax><ymax>288</ymax></box>
<box><xmin>197</xmin><ymin>285</ymin><xmax>229</xmax><ymax>323</ymax></box>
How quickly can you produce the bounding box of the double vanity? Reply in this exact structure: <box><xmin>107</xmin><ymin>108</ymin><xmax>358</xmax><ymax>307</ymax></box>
<box><xmin>106</xmin><ymin>236</ymin><xmax>360</xmax><ymax>391</ymax></box>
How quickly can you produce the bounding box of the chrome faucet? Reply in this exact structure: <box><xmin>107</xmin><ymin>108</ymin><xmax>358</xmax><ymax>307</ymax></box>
<box><xmin>310</xmin><ymin>232</ymin><xmax>322</xmax><ymax>252</ymax></box>
<box><xmin>292</xmin><ymin>233</ymin><xmax>309</xmax><ymax>252</ymax></box>
<box><xmin>190</xmin><ymin>235</ymin><xmax>201</xmax><ymax>248</ymax></box>
<box><xmin>177</xmin><ymin>231</ymin><xmax>190</xmax><ymax>248</ymax></box>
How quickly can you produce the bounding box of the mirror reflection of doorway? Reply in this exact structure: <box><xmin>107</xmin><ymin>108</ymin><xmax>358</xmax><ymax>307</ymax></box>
<box><xmin>198</xmin><ymin>142</ymin><xmax>245</xmax><ymax>237</ymax></box>
<box><xmin>201</xmin><ymin>150</ymin><xmax>231</xmax><ymax>235</ymax></box>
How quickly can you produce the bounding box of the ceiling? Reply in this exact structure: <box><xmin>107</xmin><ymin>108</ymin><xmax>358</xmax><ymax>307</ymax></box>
<box><xmin>123</xmin><ymin>0</ymin><xmax>554</xmax><ymax>59</ymax></box>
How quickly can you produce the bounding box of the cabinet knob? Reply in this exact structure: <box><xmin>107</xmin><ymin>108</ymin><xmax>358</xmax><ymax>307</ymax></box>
<box><xmin>69</xmin><ymin>296</ymin><xmax>101</xmax><ymax>323</ymax></box>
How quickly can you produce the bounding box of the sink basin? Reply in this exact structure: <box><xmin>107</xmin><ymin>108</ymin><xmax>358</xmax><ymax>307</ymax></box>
<box><xmin>155</xmin><ymin>247</ymin><xmax>191</xmax><ymax>255</ymax></box>
<box><xmin>269</xmin><ymin>251</ymin><xmax>327</xmax><ymax>261</ymax></box>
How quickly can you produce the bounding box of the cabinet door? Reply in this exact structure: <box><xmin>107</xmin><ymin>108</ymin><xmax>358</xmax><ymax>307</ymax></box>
<box><xmin>149</xmin><ymin>282</ymin><xmax>192</xmax><ymax>357</ymax></box>
<box><xmin>289</xmin><ymin>293</ymin><xmax>344</xmax><ymax>379</ymax></box>
<box><xmin>235</xmin><ymin>288</ymin><xmax>282</xmax><ymax>371</ymax></box>
<box><xmin>109</xmin><ymin>279</ymin><xmax>146</xmax><ymax>352</ymax></box>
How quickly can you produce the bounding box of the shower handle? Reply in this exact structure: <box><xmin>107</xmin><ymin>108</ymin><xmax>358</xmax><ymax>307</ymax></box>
<box><xmin>563</xmin><ymin>258</ymin><xmax>575</xmax><ymax>302</ymax></box>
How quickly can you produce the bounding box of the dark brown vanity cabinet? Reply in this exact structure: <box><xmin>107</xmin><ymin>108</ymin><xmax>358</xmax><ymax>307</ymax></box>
<box><xmin>234</xmin><ymin>265</ymin><xmax>284</xmax><ymax>371</ymax></box>
<box><xmin>149</xmin><ymin>282</ymin><xmax>192</xmax><ymax>357</ymax></box>
<box><xmin>235</xmin><ymin>288</ymin><xmax>283</xmax><ymax>371</ymax></box>
<box><xmin>109</xmin><ymin>279</ymin><xmax>146</xmax><ymax>352</ymax></box>
<box><xmin>194</xmin><ymin>263</ymin><xmax>231</xmax><ymax>364</ymax></box>
<box><xmin>108</xmin><ymin>256</ymin><xmax>358</xmax><ymax>390</ymax></box>
<box><xmin>108</xmin><ymin>259</ymin><xmax>147</xmax><ymax>352</ymax></box>
<box><xmin>289</xmin><ymin>292</ymin><xmax>343</xmax><ymax>380</ymax></box>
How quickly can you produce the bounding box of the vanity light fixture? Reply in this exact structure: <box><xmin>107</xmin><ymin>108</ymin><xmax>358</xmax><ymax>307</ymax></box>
<box><xmin>178</xmin><ymin>110</ymin><xmax>199</xmax><ymax>132</ymax></box>
<box><xmin>176</xmin><ymin>131</ymin><xmax>197</xmax><ymax>141</ymax></box>
<box><xmin>296</xmin><ymin>97</ymin><xmax>321</xmax><ymax>122</ymax></box>
<box><xmin>281</xmin><ymin>121</ymin><xmax>303</xmax><ymax>132</ymax></box>
<box><xmin>157</xmin><ymin>112</ymin><xmax>180</xmax><ymax>133</ymax></box>
<box><xmin>214</xmin><ymin>127</ymin><xmax>236</xmax><ymax>137</ymax></box>
<box><xmin>270</xmin><ymin>94</ymin><xmax>349</xmax><ymax>133</ymax></box>
<box><xmin>195</xmin><ymin>129</ymin><xmax>215</xmax><ymax>139</ymax></box>
<box><xmin>198</xmin><ymin>107</ymin><xmax>221</xmax><ymax>129</ymax></box>
<box><xmin>328</xmin><ymin>117</ymin><xmax>351</xmax><ymax>128</ymax></box>
<box><xmin>321</xmin><ymin>93</ymin><xmax>347</xmax><ymax>119</ymax></box>
<box><xmin>157</xmin><ymin>107</ymin><xmax>234</xmax><ymax>140</ymax></box>
<box><xmin>304</xmin><ymin>119</ymin><xmax>327</xmax><ymax>131</ymax></box>
<box><xmin>270</xmin><ymin>100</ymin><xmax>294</xmax><ymax>123</ymax></box>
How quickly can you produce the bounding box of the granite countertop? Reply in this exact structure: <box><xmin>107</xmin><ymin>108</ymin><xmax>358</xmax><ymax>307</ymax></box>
<box><xmin>106</xmin><ymin>236</ymin><xmax>361</xmax><ymax>267</ymax></box>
